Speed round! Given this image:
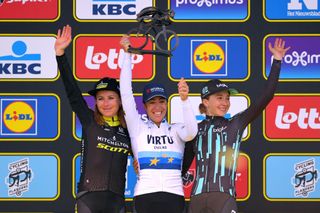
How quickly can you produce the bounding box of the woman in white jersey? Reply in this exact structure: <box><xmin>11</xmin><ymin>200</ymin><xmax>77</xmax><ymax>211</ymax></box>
<box><xmin>119</xmin><ymin>35</ymin><xmax>198</xmax><ymax>213</ymax></box>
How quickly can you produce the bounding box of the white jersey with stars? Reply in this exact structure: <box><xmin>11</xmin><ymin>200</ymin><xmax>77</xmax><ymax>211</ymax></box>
<box><xmin>120</xmin><ymin>53</ymin><xmax>198</xmax><ymax>196</ymax></box>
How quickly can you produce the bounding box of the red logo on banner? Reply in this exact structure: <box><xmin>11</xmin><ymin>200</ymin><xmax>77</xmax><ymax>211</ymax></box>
<box><xmin>75</xmin><ymin>36</ymin><xmax>153</xmax><ymax>80</ymax></box>
<box><xmin>0</xmin><ymin>0</ymin><xmax>59</xmax><ymax>20</ymax></box>
<box><xmin>234</xmin><ymin>154</ymin><xmax>249</xmax><ymax>199</ymax></box>
<box><xmin>265</xmin><ymin>95</ymin><xmax>320</xmax><ymax>139</ymax></box>
<box><xmin>183</xmin><ymin>154</ymin><xmax>249</xmax><ymax>199</ymax></box>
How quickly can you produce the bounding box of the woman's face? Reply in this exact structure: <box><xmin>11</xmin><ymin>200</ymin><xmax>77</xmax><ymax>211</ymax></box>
<box><xmin>203</xmin><ymin>90</ymin><xmax>230</xmax><ymax>117</ymax></box>
<box><xmin>95</xmin><ymin>90</ymin><xmax>121</xmax><ymax>117</ymax></box>
<box><xmin>144</xmin><ymin>96</ymin><xmax>167</xmax><ymax>126</ymax></box>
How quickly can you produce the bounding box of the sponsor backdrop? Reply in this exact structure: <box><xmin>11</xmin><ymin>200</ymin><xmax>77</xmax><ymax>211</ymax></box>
<box><xmin>0</xmin><ymin>0</ymin><xmax>319</xmax><ymax>212</ymax></box>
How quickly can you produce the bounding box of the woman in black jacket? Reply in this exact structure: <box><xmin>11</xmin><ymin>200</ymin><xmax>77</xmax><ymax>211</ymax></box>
<box><xmin>55</xmin><ymin>25</ymin><xmax>131</xmax><ymax>213</ymax></box>
<box><xmin>183</xmin><ymin>38</ymin><xmax>290</xmax><ymax>213</ymax></box>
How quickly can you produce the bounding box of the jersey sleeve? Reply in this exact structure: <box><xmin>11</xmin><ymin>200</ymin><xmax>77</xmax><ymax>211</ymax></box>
<box><xmin>175</xmin><ymin>99</ymin><xmax>198</xmax><ymax>142</ymax></box>
<box><xmin>119</xmin><ymin>52</ymin><xmax>142</xmax><ymax>138</ymax></box>
<box><xmin>237</xmin><ymin>59</ymin><xmax>281</xmax><ymax>128</ymax></box>
<box><xmin>56</xmin><ymin>55</ymin><xmax>92</xmax><ymax>126</ymax></box>
<box><xmin>181</xmin><ymin>137</ymin><xmax>196</xmax><ymax>176</ymax></box>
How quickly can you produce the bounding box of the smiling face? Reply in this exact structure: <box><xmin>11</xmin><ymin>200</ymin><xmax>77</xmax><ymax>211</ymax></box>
<box><xmin>95</xmin><ymin>90</ymin><xmax>121</xmax><ymax>117</ymax></box>
<box><xmin>144</xmin><ymin>96</ymin><xmax>167</xmax><ymax>126</ymax></box>
<box><xmin>203</xmin><ymin>90</ymin><xmax>230</xmax><ymax>117</ymax></box>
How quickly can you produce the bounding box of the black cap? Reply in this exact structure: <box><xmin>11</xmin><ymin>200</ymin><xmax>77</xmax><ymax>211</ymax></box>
<box><xmin>143</xmin><ymin>83</ymin><xmax>167</xmax><ymax>103</ymax></box>
<box><xmin>88</xmin><ymin>77</ymin><xmax>120</xmax><ymax>96</ymax></box>
<box><xmin>201</xmin><ymin>79</ymin><xmax>238</xmax><ymax>99</ymax></box>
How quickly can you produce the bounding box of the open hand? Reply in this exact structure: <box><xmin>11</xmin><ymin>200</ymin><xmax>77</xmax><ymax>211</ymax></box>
<box><xmin>55</xmin><ymin>25</ymin><xmax>72</xmax><ymax>56</ymax></box>
<box><xmin>268</xmin><ymin>38</ymin><xmax>291</xmax><ymax>61</ymax></box>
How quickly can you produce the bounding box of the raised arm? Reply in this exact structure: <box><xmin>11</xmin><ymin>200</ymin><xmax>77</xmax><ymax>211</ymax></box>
<box><xmin>239</xmin><ymin>38</ymin><xmax>291</xmax><ymax>127</ymax></box>
<box><xmin>55</xmin><ymin>25</ymin><xmax>92</xmax><ymax>125</ymax></box>
<box><xmin>175</xmin><ymin>78</ymin><xmax>198</xmax><ymax>141</ymax></box>
<box><xmin>119</xmin><ymin>35</ymin><xmax>142</xmax><ymax>137</ymax></box>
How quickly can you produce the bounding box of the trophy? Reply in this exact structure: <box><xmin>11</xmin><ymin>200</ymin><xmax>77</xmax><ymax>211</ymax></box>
<box><xmin>127</xmin><ymin>7</ymin><xmax>179</xmax><ymax>57</ymax></box>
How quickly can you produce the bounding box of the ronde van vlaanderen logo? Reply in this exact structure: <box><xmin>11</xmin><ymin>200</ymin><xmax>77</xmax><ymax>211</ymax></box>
<box><xmin>193</xmin><ymin>42</ymin><xmax>225</xmax><ymax>74</ymax></box>
<box><xmin>3</xmin><ymin>101</ymin><xmax>36</xmax><ymax>134</ymax></box>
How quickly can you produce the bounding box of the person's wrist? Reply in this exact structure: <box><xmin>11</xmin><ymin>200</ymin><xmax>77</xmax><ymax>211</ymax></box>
<box><xmin>55</xmin><ymin>49</ymin><xmax>65</xmax><ymax>56</ymax></box>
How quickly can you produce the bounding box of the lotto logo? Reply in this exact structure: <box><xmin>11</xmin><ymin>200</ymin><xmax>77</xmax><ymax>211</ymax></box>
<box><xmin>75</xmin><ymin>36</ymin><xmax>153</xmax><ymax>80</ymax></box>
<box><xmin>264</xmin><ymin>95</ymin><xmax>320</xmax><ymax>140</ymax></box>
<box><xmin>275</xmin><ymin>105</ymin><xmax>320</xmax><ymax>129</ymax></box>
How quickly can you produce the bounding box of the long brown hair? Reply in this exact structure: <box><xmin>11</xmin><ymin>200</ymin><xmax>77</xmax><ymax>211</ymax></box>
<box><xmin>93</xmin><ymin>104</ymin><xmax>127</xmax><ymax>128</ymax></box>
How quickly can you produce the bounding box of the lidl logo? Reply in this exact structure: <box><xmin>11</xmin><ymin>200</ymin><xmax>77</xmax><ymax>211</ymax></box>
<box><xmin>193</xmin><ymin>41</ymin><xmax>226</xmax><ymax>74</ymax></box>
<box><xmin>169</xmin><ymin>35</ymin><xmax>249</xmax><ymax>80</ymax></box>
<box><xmin>0</xmin><ymin>94</ymin><xmax>60</xmax><ymax>141</ymax></box>
<box><xmin>74</xmin><ymin>0</ymin><xmax>153</xmax><ymax>21</ymax></box>
<box><xmin>2</xmin><ymin>100</ymin><xmax>36</xmax><ymax>134</ymax></box>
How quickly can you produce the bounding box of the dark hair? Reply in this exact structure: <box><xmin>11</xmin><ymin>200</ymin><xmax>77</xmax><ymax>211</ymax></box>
<box><xmin>199</xmin><ymin>103</ymin><xmax>207</xmax><ymax>114</ymax></box>
<box><xmin>93</xmin><ymin>104</ymin><xmax>127</xmax><ymax>128</ymax></box>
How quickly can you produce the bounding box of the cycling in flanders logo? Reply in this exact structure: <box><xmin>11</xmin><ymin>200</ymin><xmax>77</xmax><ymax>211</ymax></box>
<box><xmin>291</xmin><ymin>158</ymin><xmax>319</xmax><ymax>198</ymax></box>
<box><xmin>5</xmin><ymin>158</ymin><xmax>33</xmax><ymax>197</ymax></box>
